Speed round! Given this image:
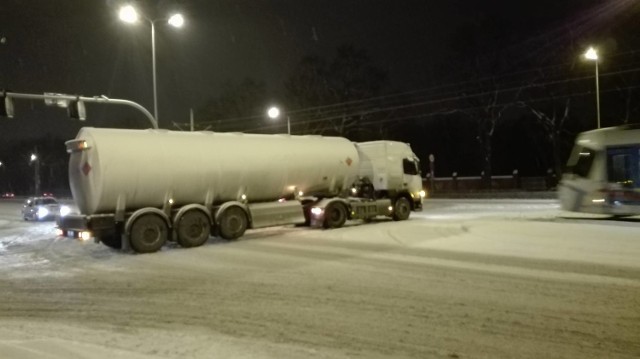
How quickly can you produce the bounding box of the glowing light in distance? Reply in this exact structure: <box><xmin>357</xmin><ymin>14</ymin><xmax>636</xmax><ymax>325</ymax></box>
<box><xmin>119</xmin><ymin>5</ymin><xmax>139</xmax><ymax>23</ymax></box>
<box><xmin>584</xmin><ymin>47</ymin><xmax>598</xmax><ymax>61</ymax></box>
<box><xmin>267</xmin><ymin>106</ymin><xmax>280</xmax><ymax>119</ymax></box>
<box><xmin>168</xmin><ymin>14</ymin><xmax>184</xmax><ymax>27</ymax></box>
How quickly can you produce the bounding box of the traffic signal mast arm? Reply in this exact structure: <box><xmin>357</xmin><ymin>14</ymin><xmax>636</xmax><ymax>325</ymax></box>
<box><xmin>0</xmin><ymin>91</ymin><xmax>158</xmax><ymax>129</ymax></box>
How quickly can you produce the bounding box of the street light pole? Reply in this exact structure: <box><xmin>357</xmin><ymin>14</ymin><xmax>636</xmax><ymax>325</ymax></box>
<box><xmin>119</xmin><ymin>5</ymin><xmax>184</xmax><ymax>128</ymax></box>
<box><xmin>594</xmin><ymin>57</ymin><xmax>600</xmax><ymax>129</ymax></box>
<box><xmin>287</xmin><ymin>115</ymin><xmax>291</xmax><ymax>135</ymax></box>
<box><xmin>267</xmin><ymin>106</ymin><xmax>291</xmax><ymax>135</ymax></box>
<box><xmin>30</xmin><ymin>153</ymin><xmax>40</xmax><ymax>196</ymax></box>
<box><xmin>151</xmin><ymin>20</ymin><xmax>158</xmax><ymax>125</ymax></box>
<box><xmin>584</xmin><ymin>47</ymin><xmax>601</xmax><ymax>129</ymax></box>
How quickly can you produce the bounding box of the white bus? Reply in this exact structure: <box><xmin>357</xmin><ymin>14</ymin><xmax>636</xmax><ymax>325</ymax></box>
<box><xmin>558</xmin><ymin>124</ymin><xmax>640</xmax><ymax>216</ymax></box>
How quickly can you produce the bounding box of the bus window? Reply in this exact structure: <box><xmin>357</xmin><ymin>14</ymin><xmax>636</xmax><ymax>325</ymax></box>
<box><xmin>607</xmin><ymin>146</ymin><xmax>640</xmax><ymax>188</ymax></box>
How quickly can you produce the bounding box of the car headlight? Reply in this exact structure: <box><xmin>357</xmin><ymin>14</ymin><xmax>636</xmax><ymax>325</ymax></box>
<box><xmin>310</xmin><ymin>207</ymin><xmax>323</xmax><ymax>216</ymax></box>
<box><xmin>37</xmin><ymin>207</ymin><xmax>49</xmax><ymax>219</ymax></box>
<box><xmin>60</xmin><ymin>205</ymin><xmax>71</xmax><ymax>217</ymax></box>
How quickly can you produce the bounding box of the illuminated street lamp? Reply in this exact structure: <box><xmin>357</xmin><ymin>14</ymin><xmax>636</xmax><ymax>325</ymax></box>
<box><xmin>119</xmin><ymin>5</ymin><xmax>184</xmax><ymax>127</ymax></box>
<box><xmin>29</xmin><ymin>153</ymin><xmax>40</xmax><ymax>196</ymax></box>
<box><xmin>267</xmin><ymin>106</ymin><xmax>291</xmax><ymax>135</ymax></box>
<box><xmin>584</xmin><ymin>47</ymin><xmax>600</xmax><ymax>129</ymax></box>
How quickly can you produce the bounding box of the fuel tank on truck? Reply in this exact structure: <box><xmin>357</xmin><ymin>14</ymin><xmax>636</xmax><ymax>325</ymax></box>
<box><xmin>67</xmin><ymin>127</ymin><xmax>360</xmax><ymax>215</ymax></box>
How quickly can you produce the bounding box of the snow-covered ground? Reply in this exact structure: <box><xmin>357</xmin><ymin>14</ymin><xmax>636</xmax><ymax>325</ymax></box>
<box><xmin>0</xmin><ymin>198</ymin><xmax>638</xmax><ymax>359</ymax></box>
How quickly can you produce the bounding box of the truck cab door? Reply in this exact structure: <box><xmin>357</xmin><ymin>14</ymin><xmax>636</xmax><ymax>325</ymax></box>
<box><xmin>402</xmin><ymin>157</ymin><xmax>423</xmax><ymax>196</ymax></box>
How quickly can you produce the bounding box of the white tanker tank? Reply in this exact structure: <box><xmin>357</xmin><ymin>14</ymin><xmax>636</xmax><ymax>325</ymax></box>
<box><xmin>68</xmin><ymin>127</ymin><xmax>360</xmax><ymax>215</ymax></box>
<box><xmin>58</xmin><ymin>127</ymin><xmax>424</xmax><ymax>253</ymax></box>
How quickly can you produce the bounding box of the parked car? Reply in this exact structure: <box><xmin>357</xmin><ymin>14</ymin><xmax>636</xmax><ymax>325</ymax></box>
<box><xmin>22</xmin><ymin>197</ymin><xmax>71</xmax><ymax>221</ymax></box>
<box><xmin>1</xmin><ymin>192</ymin><xmax>15</xmax><ymax>198</ymax></box>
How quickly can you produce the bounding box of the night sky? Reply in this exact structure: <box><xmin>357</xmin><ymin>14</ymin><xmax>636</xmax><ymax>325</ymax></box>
<box><xmin>1</xmin><ymin>0</ymin><xmax>639</xmax><ymax>189</ymax></box>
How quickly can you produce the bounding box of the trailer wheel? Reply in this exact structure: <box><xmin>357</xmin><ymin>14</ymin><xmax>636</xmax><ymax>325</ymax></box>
<box><xmin>392</xmin><ymin>197</ymin><xmax>411</xmax><ymax>221</ymax></box>
<box><xmin>323</xmin><ymin>203</ymin><xmax>347</xmax><ymax>229</ymax></box>
<box><xmin>129</xmin><ymin>214</ymin><xmax>168</xmax><ymax>253</ymax></box>
<box><xmin>176</xmin><ymin>210</ymin><xmax>211</xmax><ymax>248</ymax></box>
<box><xmin>218</xmin><ymin>206</ymin><xmax>247</xmax><ymax>240</ymax></box>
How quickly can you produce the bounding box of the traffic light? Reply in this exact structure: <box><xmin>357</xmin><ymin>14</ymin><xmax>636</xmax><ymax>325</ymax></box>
<box><xmin>0</xmin><ymin>90</ymin><xmax>14</xmax><ymax>118</ymax></box>
<box><xmin>67</xmin><ymin>99</ymin><xmax>86</xmax><ymax>120</ymax></box>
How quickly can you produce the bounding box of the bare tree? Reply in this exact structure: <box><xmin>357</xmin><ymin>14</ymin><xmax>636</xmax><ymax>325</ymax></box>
<box><xmin>284</xmin><ymin>44</ymin><xmax>388</xmax><ymax>139</ymax></box>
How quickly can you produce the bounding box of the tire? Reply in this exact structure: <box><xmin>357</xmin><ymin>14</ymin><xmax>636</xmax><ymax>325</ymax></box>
<box><xmin>176</xmin><ymin>210</ymin><xmax>211</xmax><ymax>248</ymax></box>
<box><xmin>323</xmin><ymin>202</ymin><xmax>347</xmax><ymax>229</ymax></box>
<box><xmin>392</xmin><ymin>197</ymin><xmax>411</xmax><ymax>221</ymax></box>
<box><xmin>129</xmin><ymin>214</ymin><xmax>168</xmax><ymax>253</ymax></box>
<box><xmin>218</xmin><ymin>206</ymin><xmax>248</xmax><ymax>240</ymax></box>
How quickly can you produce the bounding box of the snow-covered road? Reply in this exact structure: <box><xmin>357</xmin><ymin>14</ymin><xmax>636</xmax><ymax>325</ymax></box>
<box><xmin>0</xmin><ymin>198</ymin><xmax>638</xmax><ymax>358</ymax></box>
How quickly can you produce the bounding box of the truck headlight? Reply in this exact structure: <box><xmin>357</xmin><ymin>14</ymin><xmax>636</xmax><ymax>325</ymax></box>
<box><xmin>419</xmin><ymin>190</ymin><xmax>426</xmax><ymax>198</ymax></box>
<box><xmin>79</xmin><ymin>231</ymin><xmax>92</xmax><ymax>241</ymax></box>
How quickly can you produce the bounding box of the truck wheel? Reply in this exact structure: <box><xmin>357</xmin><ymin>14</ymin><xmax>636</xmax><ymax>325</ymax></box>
<box><xmin>323</xmin><ymin>203</ymin><xmax>347</xmax><ymax>229</ymax></box>
<box><xmin>218</xmin><ymin>206</ymin><xmax>247</xmax><ymax>240</ymax></box>
<box><xmin>176</xmin><ymin>210</ymin><xmax>210</xmax><ymax>248</ymax></box>
<box><xmin>130</xmin><ymin>214</ymin><xmax>168</xmax><ymax>253</ymax></box>
<box><xmin>393</xmin><ymin>197</ymin><xmax>411</xmax><ymax>221</ymax></box>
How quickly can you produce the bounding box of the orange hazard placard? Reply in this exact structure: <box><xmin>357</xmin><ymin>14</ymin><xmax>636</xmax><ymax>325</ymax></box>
<box><xmin>82</xmin><ymin>162</ymin><xmax>92</xmax><ymax>176</ymax></box>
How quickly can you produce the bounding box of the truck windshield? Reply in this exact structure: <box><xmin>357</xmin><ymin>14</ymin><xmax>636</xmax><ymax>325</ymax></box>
<box><xmin>403</xmin><ymin>158</ymin><xmax>419</xmax><ymax>175</ymax></box>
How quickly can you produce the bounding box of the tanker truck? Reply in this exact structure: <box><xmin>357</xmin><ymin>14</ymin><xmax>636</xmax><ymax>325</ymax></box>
<box><xmin>57</xmin><ymin>127</ymin><xmax>424</xmax><ymax>253</ymax></box>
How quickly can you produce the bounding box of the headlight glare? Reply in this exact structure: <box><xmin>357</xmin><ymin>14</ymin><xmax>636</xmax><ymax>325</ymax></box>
<box><xmin>60</xmin><ymin>205</ymin><xmax>71</xmax><ymax>217</ymax></box>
